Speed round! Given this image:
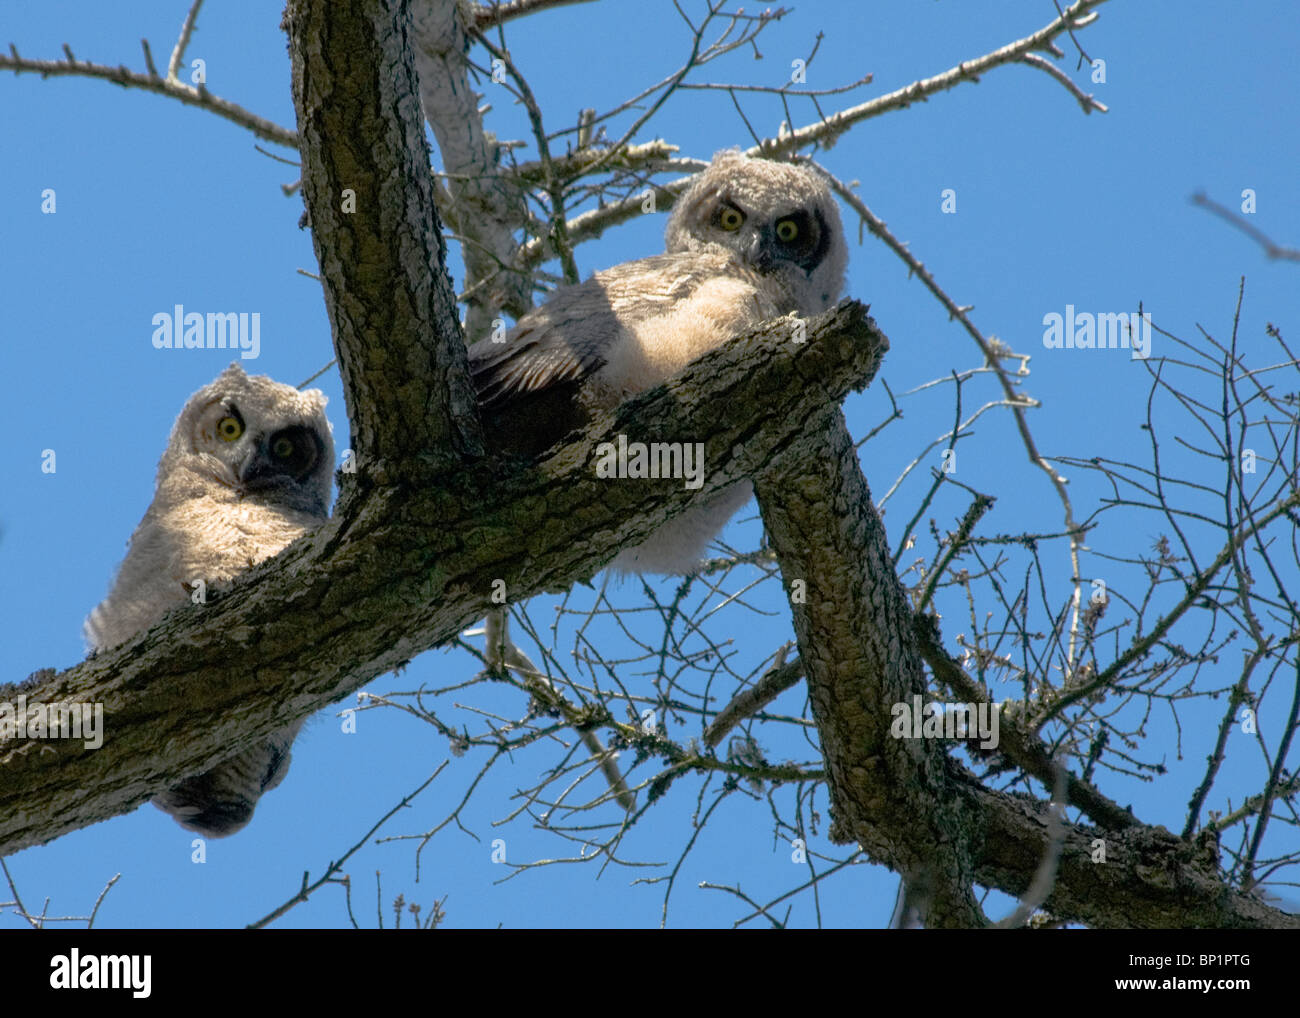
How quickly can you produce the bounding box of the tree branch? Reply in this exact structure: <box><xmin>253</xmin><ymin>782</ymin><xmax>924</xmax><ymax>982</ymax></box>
<box><xmin>1191</xmin><ymin>191</ymin><xmax>1300</xmax><ymax>263</ymax></box>
<box><xmin>471</xmin><ymin>0</ymin><xmax>599</xmax><ymax>32</ymax></box>
<box><xmin>0</xmin><ymin>42</ymin><xmax>296</xmax><ymax>148</ymax></box>
<box><xmin>753</xmin><ymin>0</ymin><xmax>1112</xmax><ymax>158</ymax></box>
<box><xmin>286</xmin><ymin>0</ymin><xmax>483</xmax><ymax>472</ymax></box>
<box><xmin>755</xmin><ymin>412</ymin><xmax>988</xmax><ymax>929</ymax></box>
<box><xmin>0</xmin><ymin>301</ymin><xmax>885</xmax><ymax>854</ymax></box>
<box><xmin>411</xmin><ymin>0</ymin><xmax>533</xmax><ymax>334</ymax></box>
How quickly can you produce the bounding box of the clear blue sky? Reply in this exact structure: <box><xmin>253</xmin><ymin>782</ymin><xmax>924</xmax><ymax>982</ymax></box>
<box><xmin>2</xmin><ymin>0</ymin><xmax>1297</xmax><ymax>928</ymax></box>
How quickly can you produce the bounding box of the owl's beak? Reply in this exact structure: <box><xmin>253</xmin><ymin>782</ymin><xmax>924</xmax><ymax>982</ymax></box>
<box><xmin>238</xmin><ymin>442</ymin><xmax>281</xmax><ymax>492</ymax></box>
<box><xmin>749</xmin><ymin>232</ymin><xmax>777</xmax><ymax>273</ymax></box>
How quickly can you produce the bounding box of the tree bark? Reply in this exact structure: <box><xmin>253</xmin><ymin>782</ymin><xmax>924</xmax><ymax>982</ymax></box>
<box><xmin>755</xmin><ymin>413</ymin><xmax>986</xmax><ymax>928</ymax></box>
<box><xmin>0</xmin><ymin>300</ymin><xmax>886</xmax><ymax>854</ymax></box>
<box><xmin>3</xmin><ymin>0</ymin><xmax>1294</xmax><ymax>931</ymax></box>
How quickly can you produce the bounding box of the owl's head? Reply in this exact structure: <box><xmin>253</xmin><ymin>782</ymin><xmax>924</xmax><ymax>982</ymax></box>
<box><xmin>163</xmin><ymin>363</ymin><xmax>334</xmax><ymax>516</ymax></box>
<box><xmin>664</xmin><ymin>149</ymin><xmax>848</xmax><ymax>316</ymax></box>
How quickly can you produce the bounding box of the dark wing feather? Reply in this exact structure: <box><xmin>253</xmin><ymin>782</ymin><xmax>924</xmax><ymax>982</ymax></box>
<box><xmin>467</xmin><ymin>252</ymin><xmax>708</xmax><ymax>408</ymax></box>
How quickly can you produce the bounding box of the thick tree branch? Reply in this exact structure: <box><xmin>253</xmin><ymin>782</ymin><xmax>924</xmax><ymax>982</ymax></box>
<box><xmin>286</xmin><ymin>0</ymin><xmax>482</xmax><ymax>472</ymax></box>
<box><xmin>959</xmin><ymin>767</ymin><xmax>1300</xmax><ymax>928</ymax></box>
<box><xmin>755</xmin><ymin>413</ymin><xmax>988</xmax><ymax>929</ymax></box>
<box><xmin>0</xmin><ymin>302</ymin><xmax>884</xmax><ymax>854</ymax></box>
<box><xmin>753</xmin><ymin>410</ymin><xmax>1298</xmax><ymax>928</ymax></box>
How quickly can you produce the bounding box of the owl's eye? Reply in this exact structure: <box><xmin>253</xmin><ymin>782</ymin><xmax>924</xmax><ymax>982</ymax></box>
<box><xmin>217</xmin><ymin>416</ymin><xmax>243</xmax><ymax>442</ymax></box>
<box><xmin>775</xmin><ymin>218</ymin><xmax>799</xmax><ymax>243</ymax></box>
<box><xmin>717</xmin><ymin>206</ymin><xmax>745</xmax><ymax>231</ymax></box>
<box><xmin>261</xmin><ymin>426</ymin><xmax>321</xmax><ymax>481</ymax></box>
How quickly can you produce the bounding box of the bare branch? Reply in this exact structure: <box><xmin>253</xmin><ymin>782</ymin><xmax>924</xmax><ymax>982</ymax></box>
<box><xmin>1191</xmin><ymin>192</ymin><xmax>1300</xmax><ymax>263</ymax></box>
<box><xmin>704</xmin><ymin>645</ymin><xmax>802</xmax><ymax>749</ymax></box>
<box><xmin>167</xmin><ymin>0</ymin><xmax>204</xmax><ymax>82</ymax></box>
<box><xmin>754</xmin><ymin>0</ymin><xmax>1111</xmax><ymax>157</ymax></box>
<box><xmin>411</xmin><ymin>0</ymin><xmax>533</xmax><ymax>334</ymax></box>
<box><xmin>1017</xmin><ymin>53</ymin><xmax>1107</xmax><ymax>114</ymax></box>
<box><xmin>248</xmin><ymin>764</ymin><xmax>446</xmax><ymax>929</ymax></box>
<box><xmin>0</xmin><ymin>44</ymin><xmax>296</xmax><ymax>147</ymax></box>
<box><xmin>472</xmin><ymin>0</ymin><xmax>598</xmax><ymax>31</ymax></box>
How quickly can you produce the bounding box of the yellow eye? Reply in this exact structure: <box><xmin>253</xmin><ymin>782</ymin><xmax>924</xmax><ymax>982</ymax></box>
<box><xmin>271</xmin><ymin>435</ymin><xmax>295</xmax><ymax>459</ymax></box>
<box><xmin>216</xmin><ymin>416</ymin><xmax>243</xmax><ymax>442</ymax></box>
<box><xmin>775</xmin><ymin>218</ymin><xmax>799</xmax><ymax>243</ymax></box>
<box><xmin>718</xmin><ymin>207</ymin><xmax>745</xmax><ymax>231</ymax></box>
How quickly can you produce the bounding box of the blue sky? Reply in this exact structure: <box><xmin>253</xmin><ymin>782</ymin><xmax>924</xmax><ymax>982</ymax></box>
<box><xmin>2</xmin><ymin>0</ymin><xmax>1297</xmax><ymax>928</ymax></box>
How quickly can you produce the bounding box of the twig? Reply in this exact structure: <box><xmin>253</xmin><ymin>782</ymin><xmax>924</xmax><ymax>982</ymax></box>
<box><xmin>167</xmin><ymin>0</ymin><xmax>204</xmax><ymax>82</ymax></box>
<box><xmin>1017</xmin><ymin>53</ymin><xmax>1107</xmax><ymax>114</ymax></box>
<box><xmin>86</xmin><ymin>873</ymin><xmax>121</xmax><ymax>929</ymax></box>
<box><xmin>472</xmin><ymin>0</ymin><xmax>598</xmax><ymax>31</ymax></box>
<box><xmin>140</xmin><ymin>38</ymin><xmax>159</xmax><ymax>79</ymax></box>
<box><xmin>0</xmin><ymin>858</ymin><xmax>37</xmax><ymax>929</ymax></box>
<box><xmin>752</xmin><ymin>0</ymin><xmax>1112</xmax><ymax>158</ymax></box>
<box><xmin>1</xmin><ymin>45</ymin><xmax>296</xmax><ymax>147</ymax></box>
<box><xmin>704</xmin><ymin>644</ymin><xmax>802</xmax><ymax>748</ymax></box>
<box><xmin>297</xmin><ymin>359</ymin><xmax>337</xmax><ymax>390</ymax></box>
<box><xmin>916</xmin><ymin>493</ymin><xmax>997</xmax><ymax>613</ymax></box>
<box><xmin>679</xmin><ymin>75</ymin><xmax>872</xmax><ymax>97</ymax></box>
<box><xmin>246</xmin><ymin>764</ymin><xmax>446</xmax><ymax>929</ymax></box>
<box><xmin>1191</xmin><ymin>192</ymin><xmax>1300</xmax><ymax>263</ymax></box>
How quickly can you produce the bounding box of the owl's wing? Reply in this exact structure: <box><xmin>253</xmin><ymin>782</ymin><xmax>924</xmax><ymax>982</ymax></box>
<box><xmin>468</xmin><ymin>252</ymin><xmax>712</xmax><ymax>408</ymax></box>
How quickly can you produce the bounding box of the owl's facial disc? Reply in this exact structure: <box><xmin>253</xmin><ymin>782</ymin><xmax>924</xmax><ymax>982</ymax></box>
<box><xmin>238</xmin><ymin>425</ymin><xmax>324</xmax><ymax>491</ymax></box>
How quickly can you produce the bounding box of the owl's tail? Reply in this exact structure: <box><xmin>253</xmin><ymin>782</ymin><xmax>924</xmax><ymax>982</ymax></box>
<box><xmin>152</xmin><ymin>719</ymin><xmax>304</xmax><ymax>837</ymax></box>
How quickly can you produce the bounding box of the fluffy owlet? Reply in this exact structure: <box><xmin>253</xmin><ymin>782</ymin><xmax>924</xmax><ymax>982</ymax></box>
<box><xmin>85</xmin><ymin>362</ymin><xmax>334</xmax><ymax>837</ymax></box>
<box><xmin>468</xmin><ymin>149</ymin><xmax>848</xmax><ymax>573</ymax></box>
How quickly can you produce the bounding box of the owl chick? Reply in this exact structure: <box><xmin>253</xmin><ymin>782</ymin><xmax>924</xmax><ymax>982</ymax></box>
<box><xmin>468</xmin><ymin>149</ymin><xmax>847</xmax><ymax>573</ymax></box>
<box><xmin>85</xmin><ymin>362</ymin><xmax>334</xmax><ymax>837</ymax></box>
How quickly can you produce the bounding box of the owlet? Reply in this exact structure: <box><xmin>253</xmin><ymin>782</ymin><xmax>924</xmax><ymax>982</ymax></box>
<box><xmin>85</xmin><ymin>362</ymin><xmax>334</xmax><ymax>837</ymax></box>
<box><xmin>467</xmin><ymin>149</ymin><xmax>847</xmax><ymax>573</ymax></box>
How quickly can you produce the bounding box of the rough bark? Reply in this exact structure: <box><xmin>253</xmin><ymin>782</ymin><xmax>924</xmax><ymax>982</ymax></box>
<box><xmin>286</xmin><ymin>0</ymin><xmax>482</xmax><ymax>471</ymax></box>
<box><xmin>0</xmin><ymin>301</ymin><xmax>884</xmax><ymax>854</ymax></box>
<box><xmin>752</xmin><ymin>416</ymin><xmax>1298</xmax><ymax>928</ymax></box>
<box><xmin>3</xmin><ymin>0</ymin><xmax>1294</xmax><ymax>931</ymax></box>
<box><xmin>755</xmin><ymin>413</ymin><xmax>986</xmax><ymax>929</ymax></box>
